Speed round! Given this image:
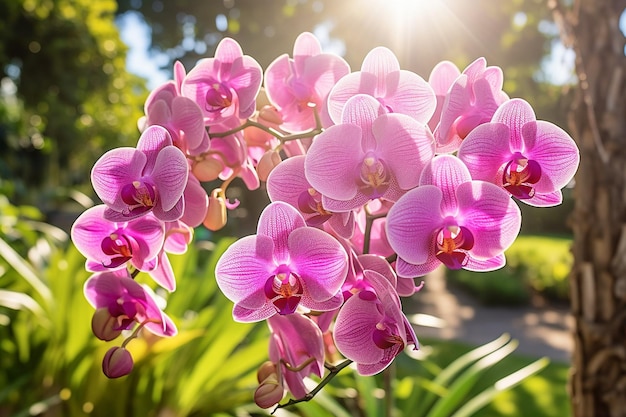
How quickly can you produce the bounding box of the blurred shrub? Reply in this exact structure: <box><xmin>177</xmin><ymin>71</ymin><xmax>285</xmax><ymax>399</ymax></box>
<box><xmin>447</xmin><ymin>235</ymin><xmax>573</xmax><ymax>306</ymax></box>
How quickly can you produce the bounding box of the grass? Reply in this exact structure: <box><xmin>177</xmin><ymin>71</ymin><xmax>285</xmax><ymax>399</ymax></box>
<box><xmin>412</xmin><ymin>337</ymin><xmax>571</xmax><ymax>417</ymax></box>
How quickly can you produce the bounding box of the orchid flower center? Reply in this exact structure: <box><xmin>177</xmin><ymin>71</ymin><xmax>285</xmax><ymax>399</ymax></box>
<box><xmin>287</xmin><ymin>75</ymin><xmax>313</xmax><ymax>111</ymax></box>
<box><xmin>502</xmin><ymin>152</ymin><xmax>542</xmax><ymax>199</ymax></box>
<box><xmin>264</xmin><ymin>266</ymin><xmax>303</xmax><ymax>315</ymax></box>
<box><xmin>100</xmin><ymin>232</ymin><xmax>133</xmax><ymax>268</ymax></box>
<box><xmin>205</xmin><ymin>82</ymin><xmax>233</xmax><ymax>112</ymax></box>
<box><xmin>435</xmin><ymin>222</ymin><xmax>475</xmax><ymax>270</ymax></box>
<box><xmin>297</xmin><ymin>188</ymin><xmax>332</xmax><ymax>226</ymax></box>
<box><xmin>121</xmin><ymin>180</ymin><xmax>157</xmax><ymax>216</ymax></box>
<box><xmin>359</xmin><ymin>153</ymin><xmax>390</xmax><ymax>198</ymax></box>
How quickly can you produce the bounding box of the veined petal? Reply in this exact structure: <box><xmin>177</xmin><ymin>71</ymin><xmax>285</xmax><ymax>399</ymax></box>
<box><xmin>429</xmin><ymin>61</ymin><xmax>461</xmax><ymax>96</ymax></box>
<box><xmin>267</xmin><ymin>155</ymin><xmax>310</xmax><ymax>205</ymax></box>
<box><xmin>525</xmin><ymin>190</ymin><xmax>563</xmax><ymax>207</ymax></box>
<box><xmin>420</xmin><ymin>155</ymin><xmax>471</xmax><ymax>215</ymax></box>
<box><xmin>341</xmin><ymin>94</ymin><xmax>385</xmax><ymax>149</ymax></box>
<box><xmin>180</xmin><ymin>174</ymin><xmax>208</xmax><ymax>228</ymax></box>
<box><xmin>257</xmin><ymin>202</ymin><xmax>306</xmax><ymax>262</ymax></box>
<box><xmin>334</xmin><ymin>295</ymin><xmax>384</xmax><ymax>364</ymax></box>
<box><xmin>171</xmin><ymin>96</ymin><xmax>206</xmax><ymax>151</ymax></box>
<box><xmin>456</xmin><ymin>181</ymin><xmax>521</xmax><ymax>259</ymax></box>
<box><xmin>384</xmin><ymin>70</ymin><xmax>436</xmax><ymax>123</ymax></box>
<box><xmin>151</xmin><ymin>146</ymin><xmax>189</xmax><ymax>211</ymax></box>
<box><xmin>305</xmin><ymin>124</ymin><xmax>364</xmax><ymax>200</ymax></box>
<box><xmin>136</xmin><ymin>125</ymin><xmax>173</xmax><ymax>174</ymax></box>
<box><xmin>151</xmin><ymin>197</ymin><xmax>184</xmax><ymax>222</ymax></box>
<box><xmin>233</xmin><ymin>302</ymin><xmax>276</xmax><ymax>323</ymax></box>
<box><xmin>125</xmin><ymin>214</ymin><xmax>166</xmax><ymax>265</ymax></box>
<box><xmin>215</xmin><ymin>234</ymin><xmax>275</xmax><ymax>307</ymax></box>
<box><xmin>215</xmin><ymin>37</ymin><xmax>244</xmax><ymax>64</ymax></box>
<box><xmin>491</xmin><ymin>98</ymin><xmax>536</xmax><ymax>151</ymax></box>
<box><xmin>91</xmin><ymin>148</ymin><xmax>146</xmax><ymax>212</ymax></box>
<box><xmin>464</xmin><ymin>253</ymin><xmax>506</xmax><ymax>272</ymax></box>
<box><xmin>264</xmin><ymin>54</ymin><xmax>294</xmax><ymax>108</ymax></box>
<box><xmin>147</xmin><ymin>251</ymin><xmax>176</xmax><ymax>291</ymax></box>
<box><xmin>71</xmin><ymin>205</ymin><xmax>115</xmax><ymax>263</ymax></box>
<box><xmin>290</xmin><ymin>227</ymin><xmax>347</xmax><ymax>302</ymax></box>
<box><xmin>524</xmin><ymin>121</ymin><xmax>579</xmax><ymax>191</ymax></box>
<box><xmin>327</xmin><ymin>72</ymin><xmax>376</xmax><ymax>124</ymax></box>
<box><xmin>386</xmin><ymin>185</ymin><xmax>443</xmax><ymax>265</ymax></box>
<box><xmin>293</xmin><ymin>31</ymin><xmax>322</xmax><ymax>61</ymax></box>
<box><xmin>458</xmin><ymin>123</ymin><xmax>512</xmax><ymax>183</ymax></box>
<box><xmin>395</xmin><ymin>252</ymin><xmax>441</xmax><ymax>278</ymax></box>
<box><xmin>374</xmin><ymin>114</ymin><xmax>434</xmax><ymax>190</ymax></box>
<box><xmin>361</xmin><ymin>46</ymin><xmax>400</xmax><ymax>92</ymax></box>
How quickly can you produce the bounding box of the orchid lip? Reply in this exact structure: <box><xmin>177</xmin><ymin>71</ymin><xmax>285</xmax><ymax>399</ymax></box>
<box><xmin>121</xmin><ymin>180</ymin><xmax>157</xmax><ymax>215</ymax></box>
<box><xmin>264</xmin><ymin>267</ymin><xmax>304</xmax><ymax>315</ymax></box>
<box><xmin>358</xmin><ymin>153</ymin><xmax>390</xmax><ymax>198</ymax></box>
<box><xmin>435</xmin><ymin>223</ymin><xmax>474</xmax><ymax>270</ymax></box>
<box><xmin>502</xmin><ymin>153</ymin><xmax>542</xmax><ymax>199</ymax></box>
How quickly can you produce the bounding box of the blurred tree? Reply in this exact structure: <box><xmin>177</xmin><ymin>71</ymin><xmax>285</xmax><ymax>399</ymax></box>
<box><xmin>552</xmin><ymin>1</ymin><xmax>626</xmax><ymax>416</ymax></box>
<box><xmin>0</xmin><ymin>0</ymin><xmax>147</xmax><ymax>212</ymax></box>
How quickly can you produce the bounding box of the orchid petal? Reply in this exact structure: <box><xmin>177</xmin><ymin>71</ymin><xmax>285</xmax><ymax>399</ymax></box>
<box><xmin>257</xmin><ymin>202</ymin><xmax>306</xmax><ymax>262</ymax></box>
<box><xmin>491</xmin><ymin>98</ymin><xmax>536</xmax><ymax>151</ymax></box>
<box><xmin>91</xmin><ymin>148</ymin><xmax>146</xmax><ymax>211</ymax></box>
<box><xmin>458</xmin><ymin>123</ymin><xmax>512</xmax><ymax>183</ymax></box>
<box><xmin>386</xmin><ymin>185</ymin><xmax>443</xmax><ymax>264</ymax></box>
<box><xmin>151</xmin><ymin>146</ymin><xmax>189</xmax><ymax>211</ymax></box>
<box><xmin>420</xmin><ymin>155</ymin><xmax>472</xmax><ymax>215</ymax></box>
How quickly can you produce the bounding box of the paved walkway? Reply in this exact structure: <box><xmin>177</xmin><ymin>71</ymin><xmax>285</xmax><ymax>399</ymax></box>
<box><xmin>405</xmin><ymin>266</ymin><xmax>574</xmax><ymax>363</ymax></box>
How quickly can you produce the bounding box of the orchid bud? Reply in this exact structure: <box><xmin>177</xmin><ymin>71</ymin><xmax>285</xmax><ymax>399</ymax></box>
<box><xmin>254</xmin><ymin>362</ymin><xmax>284</xmax><ymax>408</ymax></box>
<box><xmin>257</xmin><ymin>150</ymin><xmax>282</xmax><ymax>182</ymax></box>
<box><xmin>102</xmin><ymin>347</ymin><xmax>134</xmax><ymax>378</ymax></box>
<box><xmin>203</xmin><ymin>189</ymin><xmax>227</xmax><ymax>231</ymax></box>
<box><xmin>192</xmin><ymin>158</ymin><xmax>223</xmax><ymax>182</ymax></box>
<box><xmin>91</xmin><ymin>308</ymin><xmax>122</xmax><ymax>341</ymax></box>
<box><xmin>258</xmin><ymin>105</ymin><xmax>283</xmax><ymax>126</ymax></box>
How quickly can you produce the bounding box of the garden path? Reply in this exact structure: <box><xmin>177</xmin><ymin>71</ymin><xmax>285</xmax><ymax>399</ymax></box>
<box><xmin>406</xmin><ymin>266</ymin><xmax>573</xmax><ymax>363</ymax></box>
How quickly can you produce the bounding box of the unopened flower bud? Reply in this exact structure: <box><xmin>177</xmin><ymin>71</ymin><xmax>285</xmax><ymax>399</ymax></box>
<box><xmin>256</xmin><ymin>150</ymin><xmax>282</xmax><ymax>182</ymax></box>
<box><xmin>192</xmin><ymin>158</ymin><xmax>223</xmax><ymax>182</ymax></box>
<box><xmin>258</xmin><ymin>105</ymin><xmax>283</xmax><ymax>126</ymax></box>
<box><xmin>91</xmin><ymin>308</ymin><xmax>122</xmax><ymax>341</ymax></box>
<box><xmin>102</xmin><ymin>347</ymin><xmax>133</xmax><ymax>378</ymax></box>
<box><xmin>254</xmin><ymin>362</ymin><xmax>284</xmax><ymax>408</ymax></box>
<box><xmin>203</xmin><ymin>189</ymin><xmax>227</xmax><ymax>231</ymax></box>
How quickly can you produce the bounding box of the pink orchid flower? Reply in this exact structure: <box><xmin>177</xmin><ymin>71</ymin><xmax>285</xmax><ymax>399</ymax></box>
<box><xmin>266</xmin><ymin>155</ymin><xmax>354</xmax><ymax>239</ymax></box>
<box><xmin>458</xmin><ymin>98</ymin><xmax>580</xmax><ymax>207</ymax></box>
<box><xmin>305</xmin><ymin>94</ymin><xmax>435</xmax><ymax>212</ymax></box>
<box><xmin>327</xmin><ymin>46</ymin><xmax>435</xmax><ymax>124</ymax></box>
<box><xmin>427</xmin><ymin>60</ymin><xmax>461</xmax><ymax>132</ymax></box>
<box><xmin>386</xmin><ymin>155</ymin><xmax>521</xmax><ymax>277</ymax></box>
<box><xmin>264</xmin><ymin>31</ymin><xmax>350</xmax><ymax>132</ymax></box>
<box><xmin>143</xmin><ymin>79</ymin><xmax>210</xmax><ymax>156</ymax></box>
<box><xmin>215</xmin><ymin>201</ymin><xmax>348</xmax><ymax>322</ymax></box>
<box><xmin>434</xmin><ymin>57</ymin><xmax>509</xmax><ymax>153</ymax></box>
<box><xmin>333</xmin><ymin>269</ymin><xmax>417</xmax><ymax>376</ymax></box>
<box><xmin>181</xmin><ymin>37</ymin><xmax>262</xmax><ymax>126</ymax></box>
<box><xmin>84</xmin><ymin>269</ymin><xmax>177</xmax><ymax>338</ymax></box>
<box><xmin>71</xmin><ymin>205</ymin><xmax>164</xmax><ymax>274</ymax></box>
<box><xmin>267</xmin><ymin>313</ymin><xmax>325</xmax><ymax>400</ymax></box>
<box><xmin>91</xmin><ymin>125</ymin><xmax>189</xmax><ymax>222</ymax></box>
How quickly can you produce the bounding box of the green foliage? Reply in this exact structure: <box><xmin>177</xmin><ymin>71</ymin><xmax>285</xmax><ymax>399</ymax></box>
<box><xmin>447</xmin><ymin>235</ymin><xmax>573</xmax><ymax>306</ymax></box>
<box><xmin>0</xmin><ymin>206</ymin><xmax>269</xmax><ymax>416</ymax></box>
<box><xmin>0</xmin><ymin>0</ymin><xmax>147</xmax><ymax>208</ymax></box>
<box><xmin>311</xmin><ymin>334</ymin><xmax>560</xmax><ymax>417</ymax></box>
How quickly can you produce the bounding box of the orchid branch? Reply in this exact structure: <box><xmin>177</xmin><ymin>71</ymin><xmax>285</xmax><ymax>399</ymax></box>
<box><xmin>272</xmin><ymin>359</ymin><xmax>353</xmax><ymax>413</ymax></box>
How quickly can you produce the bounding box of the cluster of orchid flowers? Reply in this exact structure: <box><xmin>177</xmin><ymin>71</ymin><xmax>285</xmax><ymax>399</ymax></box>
<box><xmin>70</xmin><ymin>32</ymin><xmax>579</xmax><ymax>407</ymax></box>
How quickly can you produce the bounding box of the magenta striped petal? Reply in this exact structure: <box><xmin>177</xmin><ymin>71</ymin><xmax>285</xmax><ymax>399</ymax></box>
<box><xmin>386</xmin><ymin>185</ymin><xmax>443</xmax><ymax>265</ymax></box>
<box><xmin>257</xmin><ymin>202</ymin><xmax>306</xmax><ymax>263</ymax></box>
<box><xmin>456</xmin><ymin>181</ymin><xmax>521</xmax><ymax>259</ymax></box>
<box><xmin>289</xmin><ymin>227</ymin><xmax>348</xmax><ymax>302</ymax></box>
<box><xmin>215</xmin><ymin>234</ymin><xmax>275</xmax><ymax>308</ymax></box>
<box><xmin>334</xmin><ymin>295</ymin><xmax>385</xmax><ymax>365</ymax></box>
<box><xmin>304</xmin><ymin>124</ymin><xmax>364</xmax><ymax>200</ymax></box>
<box><xmin>91</xmin><ymin>148</ymin><xmax>146</xmax><ymax>211</ymax></box>
<box><xmin>136</xmin><ymin>125</ymin><xmax>173</xmax><ymax>174</ymax></box>
<box><xmin>458</xmin><ymin>123</ymin><xmax>512</xmax><ymax>183</ymax></box>
<box><xmin>420</xmin><ymin>155</ymin><xmax>472</xmax><ymax>215</ymax></box>
<box><xmin>151</xmin><ymin>146</ymin><xmax>189</xmax><ymax>211</ymax></box>
<box><xmin>492</xmin><ymin>99</ymin><xmax>536</xmax><ymax>151</ymax></box>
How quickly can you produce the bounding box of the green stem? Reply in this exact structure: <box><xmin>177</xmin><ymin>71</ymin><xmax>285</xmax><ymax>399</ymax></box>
<box><xmin>272</xmin><ymin>359</ymin><xmax>353</xmax><ymax>413</ymax></box>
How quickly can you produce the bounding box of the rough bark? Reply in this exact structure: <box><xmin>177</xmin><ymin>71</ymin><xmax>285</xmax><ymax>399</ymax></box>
<box><xmin>551</xmin><ymin>1</ymin><xmax>626</xmax><ymax>416</ymax></box>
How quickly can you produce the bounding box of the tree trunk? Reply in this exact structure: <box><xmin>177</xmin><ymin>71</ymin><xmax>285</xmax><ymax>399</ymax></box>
<box><xmin>552</xmin><ymin>1</ymin><xmax>626</xmax><ymax>416</ymax></box>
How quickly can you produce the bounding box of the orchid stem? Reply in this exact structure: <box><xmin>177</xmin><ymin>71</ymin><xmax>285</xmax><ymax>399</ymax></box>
<box><xmin>272</xmin><ymin>359</ymin><xmax>353</xmax><ymax>413</ymax></box>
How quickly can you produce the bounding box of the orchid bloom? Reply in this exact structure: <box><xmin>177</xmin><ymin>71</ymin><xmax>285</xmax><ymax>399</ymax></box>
<box><xmin>434</xmin><ymin>57</ymin><xmax>509</xmax><ymax>153</ymax></box>
<box><xmin>84</xmin><ymin>269</ymin><xmax>177</xmax><ymax>339</ymax></box>
<box><xmin>266</xmin><ymin>155</ymin><xmax>354</xmax><ymax>239</ymax></box>
<box><xmin>91</xmin><ymin>125</ymin><xmax>189</xmax><ymax>222</ymax></box>
<box><xmin>143</xmin><ymin>79</ymin><xmax>210</xmax><ymax>156</ymax></box>
<box><xmin>458</xmin><ymin>98</ymin><xmax>580</xmax><ymax>207</ymax></box>
<box><xmin>305</xmin><ymin>94</ymin><xmax>435</xmax><ymax>212</ymax></box>
<box><xmin>327</xmin><ymin>46</ymin><xmax>435</xmax><ymax>124</ymax></box>
<box><xmin>386</xmin><ymin>155</ymin><xmax>521</xmax><ymax>277</ymax></box>
<box><xmin>264</xmin><ymin>31</ymin><xmax>350</xmax><ymax>132</ymax></box>
<box><xmin>333</xmin><ymin>269</ymin><xmax>417</xmax><ymax>376</ymax></box>
<box><xmin>71</xmin><ymin>204</ymin><xmax>164</xmax><ymax>274</ymax></box>
<box><xmin>181</xmin><ymin>37</ymin><xmax>262</xmax><ymax>125</ymax></box>
<box><xmin>215</xmin><ymin>201</ymin><xmax>348</xmax><ymax>322</ymax></box>
<box><xmin>267</xmin><ymin>313</ymin><xmax>325</xmax><ymax>401</ymax></box>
